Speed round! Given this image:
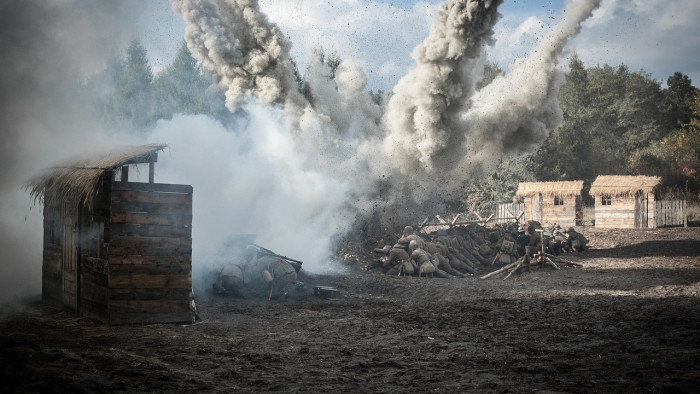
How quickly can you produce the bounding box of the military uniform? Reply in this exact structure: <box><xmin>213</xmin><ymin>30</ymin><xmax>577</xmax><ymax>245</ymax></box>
<box><xmin>565</xmin><ymin>227</ymin><xmax>588</xmax><ymax>252</ymax></box>
<box><xmin>248</xmin><ymin>254</ymin><xmax>298</xmax><ymax>299</ymax></box>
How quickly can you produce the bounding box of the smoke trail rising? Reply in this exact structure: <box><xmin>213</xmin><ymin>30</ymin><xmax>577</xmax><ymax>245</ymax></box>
<box><xmin>381</xmin><ymin>0</ymin><xmax>504</xmax><ymax>173</ymax></box>
<box><xmin>171</xmin><ymin>0</ymin><xmax>304</xmax><ymax>111</ymax></box>
<box><xmin>454</xmin><ymin>0</ymin><xmax>603</xmax><ymax>173</ymax></box>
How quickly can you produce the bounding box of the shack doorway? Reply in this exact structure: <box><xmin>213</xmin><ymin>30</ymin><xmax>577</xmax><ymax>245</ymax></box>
<box><xmin>635</xmin><ymin>190</ymin><xmax>648</xmax><ymax>228</ymax></box>
<box><xmin>61</xmin><ymin>204</ymin><xmax>79</xmax><ymax>310</ymax></box>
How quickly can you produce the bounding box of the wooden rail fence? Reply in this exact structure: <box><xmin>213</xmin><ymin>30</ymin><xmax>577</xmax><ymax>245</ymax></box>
<box><xmin>655</xmin><ymin>200</ymin><xmax>687</xmax><ymax>227</ymax></box>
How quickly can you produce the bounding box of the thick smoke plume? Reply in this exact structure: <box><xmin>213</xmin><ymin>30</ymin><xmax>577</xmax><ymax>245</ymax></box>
<box><xmin>168</xmin><ymin>0</ymin><xmax>602</xmax><ymax>261</ymax></box>
<box><xmin>1</xmin><ymin>0</ymin><xmax>602</xmax><ymax>302</ymax></box>
<box><xmin>382</xmin><ymin>0</ymin><xmax>504</xmax><ymax>173</ymax></box>
<box><xmin>171</xmin><ymin>0</ymin><xmax>303</xmax><ymax>111</ymax></box>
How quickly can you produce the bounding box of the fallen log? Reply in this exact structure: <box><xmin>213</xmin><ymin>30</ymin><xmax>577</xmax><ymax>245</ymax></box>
<box><xmin>480</xmin><ymin>259</ymin><xmax>521</xmax><ymax>280</ymax></box>
<box><xmin>545</xmin><ymin>253</ymin><xmax>583</xmax><ymax>267</ymax></box>
<box><xmin>544</xmin><ymin>257</ymin><xmax>560</xmax><ymax>270</ymax></box>
<box><xmin>502</xmin><ymin>260</ymin><xmax>524</xmax><ymax>280</ymax></box>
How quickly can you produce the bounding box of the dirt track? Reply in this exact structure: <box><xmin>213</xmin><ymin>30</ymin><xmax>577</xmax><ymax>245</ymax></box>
<box><xmin>1</xmin><ymin>227</ymin><xmax>699</xmax><ymax>393</ymax></box>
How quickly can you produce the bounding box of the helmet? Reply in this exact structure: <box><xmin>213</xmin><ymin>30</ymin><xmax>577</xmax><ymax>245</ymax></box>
<box><xmin>403</xmin><ymin>226</ymin><xmax>415</xmax><ymax>234</ymax></box>
<box><xmin>567</xmin><ymin>227</ymin><xmax>575</xmax><ymax>233</ymax></box>
<box><xmin>408</xmin><ymin>240</ymin><xmax>418</xmax><ymax>251</ymax></box>
<box><xmin>554</xmin><ymin>223</ymin><xmax>561</xmax><ymax>230</ymax></box>
<box><xmin>506</xmin><ymin>224</ymin><xmax>514</xmax><ymax>232</ymax></box>
<box><xmin>517</xmin><ymin>226</ymin><xmax>525</xmax><ymax>233</ymax></box>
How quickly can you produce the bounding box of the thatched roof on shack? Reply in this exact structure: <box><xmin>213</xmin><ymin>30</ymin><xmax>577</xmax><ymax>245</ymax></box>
<box><xmin>26</xmin><ymin>143</ymin><xmax>167</xmax><ymax>207</ymax></box>
<box><xmin>589</xmin><ymin>175</ymin><xmax>661</xmax><ymax>196</ymax></box>
<box><xmin>516</xmin><ymin>181</ymin><xmax>584</xmax><ymax>197</ymax></box>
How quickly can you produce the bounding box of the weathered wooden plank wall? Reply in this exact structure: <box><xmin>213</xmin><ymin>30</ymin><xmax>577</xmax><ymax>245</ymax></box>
<box><xmin>41</xmin><ymin>199</ymin><xmax>64</xmax><ymax>303</ymax></box>
<box><xmin>595</xmin><ymin>195</ymin><xmax>637</xmax><ymax>228</ymax></box>
<box><xmin>106</xmin><ymin>181</ymin><xmax>193</xmax><ymax>325</ymax></box>
<box><xmin>496</xmin><ymin>203</ymin><xmax>525</xmax><ymax>224</ymax></box>
<box><xmin>655</xmin><ymin>200</ymin><xmax>687</xmax><ymax>227</ymax></box>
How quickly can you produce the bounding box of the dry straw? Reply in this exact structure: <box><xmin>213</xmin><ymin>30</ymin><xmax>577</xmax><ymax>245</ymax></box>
<box><xmin>589</xmin><ymin>175</ymin><xmax>661</xmax><ymax>196</ymax></box>
<box><xmin>516</xmin><ymin>181</ymin><xmax>584</xmax><ymax>198</ymax></box>
<box><xmin>26</xmin><ymin>143</ymin><xmax>167</xmax><ymax>208</ymax></box>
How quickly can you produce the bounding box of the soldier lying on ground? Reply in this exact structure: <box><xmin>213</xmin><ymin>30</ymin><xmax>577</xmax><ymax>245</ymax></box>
<box><xmin>214</xmin><ymin>245</ymin><xmax>299</xmax><ymax>300</ymax></box>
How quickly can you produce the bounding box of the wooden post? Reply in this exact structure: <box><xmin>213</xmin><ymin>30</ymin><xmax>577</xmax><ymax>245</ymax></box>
<box><xmin>121</xmin><ymin>165</ymin><xmax>129</xmax><ymax>182</ymax></box>
<box><xmin>149</xmin><ymin>159</ymin><xmax>155</xmax><ymax>184</ymax></box>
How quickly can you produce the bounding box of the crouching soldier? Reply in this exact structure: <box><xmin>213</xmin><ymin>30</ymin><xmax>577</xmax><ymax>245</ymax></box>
<box><xmin>565</xmin><ymin>227</ymin><xmax>588</xmax><ymax>252</ymax></box>
<box><xmin>215</xmin><ymin>262</ymin><xmax>247</xmax><ymax>297</ymax></box>
<box><xmin>493</xmin><ymin>225</ymin><xmax>518</xmax><ymax>265</ymax></box>
<box><xmin>409</xmin><ymin>240</ymin><xmax>452</xmax><ymax>278</ymax></box>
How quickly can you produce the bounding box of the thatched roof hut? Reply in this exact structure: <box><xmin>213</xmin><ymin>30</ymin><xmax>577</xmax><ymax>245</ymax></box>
<box><xmin>589</xmin><ymin>175</ymin><xmax>661</xmax><ymax>196</ymax></box>
<box><xmin>27</xmin><ymin>143</ymin><xmax>167</xmax><ymax>208</ymax></box>
<box><xmin>515</xmin><ymin>181</ymin><xmax>584</xmax><ymax>227</ymax></box>
<box><xmin>590</xmin><ymin>175</ymin><xmax>661</xmax><ymax>228</ymax></box>
<box><xmin>30</xmin><ymin>143</ymin><xmax>194</xmax><ymax>325</ymax></box>
<box><xmin>516</xmin><ymin>181</ymin><xmax>584</xmax><ymax>197</ymax></box>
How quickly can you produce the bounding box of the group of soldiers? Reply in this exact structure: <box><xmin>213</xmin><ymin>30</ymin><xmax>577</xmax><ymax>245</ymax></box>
<box><xmin>375</xmin><ymin>222</ymin><xmax>588</xmax><ymax>277</ymax></box>
<box><xmin>494</xmin><ymin>222</ymin><xmax>588</xmax><ymax>266</ymax></box>
<box><xmin>213</xmin><ymin>245</ymin><xmax>301</xmax><ymax>299</ymax></box>
<box><xmin>375</xmin><ymin>225</ymin><xmax>496</xmax><ymax>278</ymax></box>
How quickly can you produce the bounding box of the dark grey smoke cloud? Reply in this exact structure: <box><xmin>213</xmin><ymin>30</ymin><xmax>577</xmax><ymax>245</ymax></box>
<box><xmin>0</xmin><ymin>0</ymin><xmax>146</xmax><ymax>301</ymax></box>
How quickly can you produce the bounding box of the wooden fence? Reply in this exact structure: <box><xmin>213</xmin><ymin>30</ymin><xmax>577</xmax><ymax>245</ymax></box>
<box><xmin>496</xmin><ymin>203</ymin><xmax>525</xmax><ymax>224</ymax></box>
<box><xmin>655</xmin><ymin>200</ymin><xmax>687</xmax><ymax>227</ymax></box>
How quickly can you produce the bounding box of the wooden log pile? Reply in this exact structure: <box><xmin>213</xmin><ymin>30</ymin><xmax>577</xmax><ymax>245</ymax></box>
<box><xmin>480</xmin><ymin>253</ymin><xmax>582</xmax><ymax>280</ymax></box>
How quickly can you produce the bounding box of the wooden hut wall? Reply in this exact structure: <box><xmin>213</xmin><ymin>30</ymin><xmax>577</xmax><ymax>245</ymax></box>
<box><xmin>105</xmin><ymin>181</ymin><xmax>193</xmax><ymax>325</ymax></box>
<box><xmin>594</xmin><ymin>192</ymin><xmax>655</xmax><ymax>228</ymax></box>
<box><xmin>540</xmin><ymin>195</ymin><xmax>579</xmax><ymax>228</ymax></box>
<box><xmin>78</xmin><ymin>175</ymin><xmax>112</xmax><ymax>324</ymax></box>
<box><xmin>41</xmin><ymin>197</ymin><xmax>64</xmax><ymax>304</ymax></box>
<box><xmin>594</xmin><ymin>194</ymin><xmax>636</xmax><ymax>228</ymax></box>
<box><xmin>522</xmin><ymin>195</ymin><xmax>540</xmax><ymax>223</ymax></box>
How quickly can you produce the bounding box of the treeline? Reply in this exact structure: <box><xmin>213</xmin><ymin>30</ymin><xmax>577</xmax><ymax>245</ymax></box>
<box><xmin>470</xmin><ymin>56</ymin><xmax>700</xmax><ymax>208</ymax></box>
<box><xmin>86</xmin><ymin>39</ymin><xmax>215</xmax><ymax>130</ymax></box>
<box><xmin>87</xmin><ymin>41</ymin><xmax>699</xmax><ymax>204</ymax></box>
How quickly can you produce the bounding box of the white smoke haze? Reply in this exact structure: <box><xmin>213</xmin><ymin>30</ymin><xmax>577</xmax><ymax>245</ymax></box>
<box><xmin>147</xmin><ymin>110</ymin><xmax>354</xmax><ymax>277</ymax></box>
<box><xmin>0</xmin><ymin>0</ymin><xmax>603</xmax><ymax>303</ymax></box>
<box><xmin>0</xmin><ymin>0</ymin><xmax>154</xmax><ymax>302</ymax></box>
<box><xmin>165</xmin><ymin>0</ymin><xmax>603</xmax><ymax>270</ymax></box>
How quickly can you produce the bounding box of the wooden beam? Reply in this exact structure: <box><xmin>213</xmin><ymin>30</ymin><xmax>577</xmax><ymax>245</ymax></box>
<box><xmin>149</xmin><ymin>159</ymin><xmax>155</xmax><ymax>183</ymax></box>
<box><xmin>121</xmin><ymin>166</ymin><xmax>129</xmax><ymax>182</ymax></box>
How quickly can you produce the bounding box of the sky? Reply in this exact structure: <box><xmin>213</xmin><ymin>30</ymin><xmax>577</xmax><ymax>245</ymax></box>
<box><xmin>137</xmin><ymin>0</ymin><xmax>700</xmax><ymax>91</ymax></box>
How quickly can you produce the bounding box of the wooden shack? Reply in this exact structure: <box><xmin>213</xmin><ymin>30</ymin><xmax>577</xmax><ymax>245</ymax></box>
<box><xmin>589</xmin><ymin>175</ymin><xmax>660</xmax><ymax>228</ymax></box>
<box><xmin>516</xmin><ymin>181</ymin><xmax>584</xmax><ymax>228</ymax></box>
<box><xmin>27</xmin><ymin>144</ymin><xmax>194</xmax><ymax>325</ymax></box>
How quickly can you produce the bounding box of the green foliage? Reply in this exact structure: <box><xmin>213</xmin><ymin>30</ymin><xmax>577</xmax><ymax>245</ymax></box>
<box><xmin>534</xmin><ymin>56</ymin><xmax>694</xmax><ymax>185</ymax></box>
<box><xmin>87</xmin><ymin>39</ymin><xmax>216</xmax><ymax>131</ymax></box>
<box><xmin>151</xmin><ymin>41</ymin><xmax>212</xmax><ymax>120</ymax></box>
<box><xmin>466</xmin><ymin>152</ymin><xmax>537</xmax><ymax>212</ymax></box>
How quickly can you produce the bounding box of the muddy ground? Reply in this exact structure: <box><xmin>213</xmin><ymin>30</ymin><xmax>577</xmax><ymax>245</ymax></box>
<box><xmin>1</xmin><ymin>227</ymin><xmax>699</xmax><ymax>393</ymax></box>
